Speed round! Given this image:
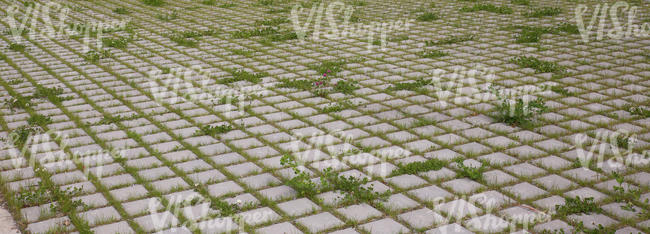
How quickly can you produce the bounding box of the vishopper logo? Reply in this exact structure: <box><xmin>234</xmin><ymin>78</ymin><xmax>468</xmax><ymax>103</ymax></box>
<box><xmin>430</xmin><ymin>194</ymin><xmax>552</xmax><ymax>234</ymax></box>
<box><xmin>3</xmin><ymin>2</ymin><xmax>129</xmax><ymax>52</ymax></box>
<box><xmin>290</xmin><ymin>1</ymin><xmax>414</xmax><ymax>51</ymax></box>
<box><xmin>1</xmin><ymin>127</ymin><xmax>123</xmax><ymax>179</ymax></box>
<box><xmin>427</xmin><ymin>65</ymin><xmax>497</xmax><ymax>109</ymax></box>
<box><xmin>147</xmin><ymin>65</ymin><xmax>268</xmax><ymax>118</ymax></box>
<box><xmin>575</xmin><ymin>1</ymin><xmax>649</xmax><ymax>43</ymax></box>
<box><xmin>574</xmin><ymin>129</ymin><xmax>648</xmax><ymax>169</ymax></box>
<box><xmin>147</xmin><ymin>194</ymin><xmax>267</xmax><ymax>233</ymax></box>
<box><xmin>285</xmin><ymin>128</ymin><xmax>412</xmax><ymax>178</ymax></box>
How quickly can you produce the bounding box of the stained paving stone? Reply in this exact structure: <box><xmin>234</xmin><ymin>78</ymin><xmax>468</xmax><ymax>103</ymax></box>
<box><xmin>336</xmin><ymin>203</ymin><xmax>383</xmax><ymax>222</ymax></box>
<box><xmin>296</xmin><ymin>212</ymin><xmax>344</xmax><ymax>233</ymax></box>
<box><xmin>504</xmin><ymin>182</ymin><xmax>548</xmax><ymax>200</ymax></box>
<box><xmin>360</xmin><ymin>218</ymin><xmax>409</xmax><ymax>234</ymax></box>
<box><xmin>277</xmin><ymin>198</ymin><xmax>320</xmax><ymax>217</ymax></box>
<box><xmin>256</xmin><ymin>222</ymin><xmax>302</xmax><ymax>234</ymax></box>
<box><xmin>398</xmin><ymin>208</ymin><xmax>445</xmax><ymax>229</ymax></box>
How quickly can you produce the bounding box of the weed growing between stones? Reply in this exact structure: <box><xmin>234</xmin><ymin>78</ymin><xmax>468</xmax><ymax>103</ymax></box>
<box><xmin>102</xmin><ymin>36</ymin><xmax>131</xmax><ymax>48</ymax></box>
<box><xmin>389</xmin><ymin>77</ymin><xmax>433</xmax><ymax>91</ymax></box>
<box><xmin>391</xmin><ymin>159</ymin><xmax>446</xmax><ymax>176</ymax></box>
<box><xmin>623</xmin><ymin>104</ymin><xmax>650</xmax><ymax>118</ymax></box>
<box><xmin>417</xmin><ymin>49</ymin><xmax>448</xmax><ymax>58</ymax></box>
<box><xmin>554</xmin><ymin>196</ymin><xmax>602</xmax><ymax>217</ymax></box>
<box><xmin>113</xmin><ymin>7</ymin><xmax>129</xmax><ymax>14</ymax></box>
<box><xmin>156</xmin><ymin>11</ymin><xmax>178</xmax><ymax>21</ymax></box>
<box><xmin>220</xmin><ymin>69</ymin><xmax>268</xmax><ymax>84</ymax></box>
<box><xmin>33</xmin><ymin>85</ymin><xmax>73</xmax><ymax>104</ymax></box>
<box><xmin>425</xmin><ymin>35</ymin><xmax>475</xmax><ymax>46</ymax></box>
<box><xmin>4</xmin><ymin>96</ymin><xmax>33</xmax><ymax>111</ymax></box>
<box><xmin>143</xmin><ymin>0</ymin><xmax>165</xmax><ymax>7</ymax></box>
<box><xmin>27</xmin><ymin>114</ymin><xmax>52</xmax><ymax>126</ymax></box>
<box><xmin>511</xmin><ymin>0</ymin><xmax>530</xmax><ymax>5</ymax></box>
<box><xmin>280</xmin><ymin>155</ymin><xmax>389</xmax><ymax>205</ymax></box>
<box><xmin>197</xmin><ymin>124</ymin><xmax>234</xmax><ymax>137</ymax></box>
<box><xmin>460</xmin><ymin>4</ymin><xmax>513</xmax><ymax>14</ymax></box>
<box><xmin>509</xmin><ymin>56</ymin><xmax>564</xmax><ymax>74</ymax></box>
<box><xmin>549</xmin><ymin>85</ymin><xmax>574</xmax><ymax>96</ymax></box>
<box><xmin>8</xmin><ymin>43</ymin><xmax>26</xmax><ymax>52</ymax></box>
<box><xmin>523</xmin><ymin>7</ymin><xmax>562</xmax><ymax>18</ymax></box>
<box><xmin>611</xmin><ymin>172</ymin><xmax>642</xmax><ymax>212</ymax></box>
<box><xmin>8</xmin><ymin>126</ymin><xmax>41</xmax><ymax>149</ymax></box>
<box><xmin>416</xmin><ymin>12</ymin><xmax>439</xmax><ymax>22</ymax></box>
<box><xmin>83</xmin><ymin>50</ymin><xmax>112</xmax><ymax>63</ymax></box>
<box><xmin>454</xmin><ymin>158</ymin><xmax>487</xmax><ymax>181</ymax></box>
<box><xmin>321</xmin><ymin>100</ymin><xmax>355</xmax><ymax>113</ymax></box>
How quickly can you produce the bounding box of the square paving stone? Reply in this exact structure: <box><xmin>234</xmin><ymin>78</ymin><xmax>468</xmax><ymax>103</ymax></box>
<box><xmin>465</xmin><ymin>214</ymin><xmax>509</xmax><ymax>233</ymax></box>
<box><xmin>296</xmin><ymin>212</ymin><xmax>344</xmax><ymax>233</ymax></box>
<box><xmin>398</xmin><ymin>208</ymin><xmax>445</xmax><ymax>230</ymax></box>
<box><xmin>359</xmin><ymin>218</ymin><xmax>409</xmax><ymax>234</ymax></box>
<box><xmin>277</xmin><ymin>198</ymin><xmax>320</xmax><ymax>217</ymax></box>
<box><xmin>256</xmin><ymin>222</ymin><xmax>302</xmax><ymax>234</ymax></box>
<box><xmin>237</xmin><ymin>207</ymin><xmax>281</xmax><ymax>226</ymax></box>
<box><xmin>207</xmin><ymin>181</ymin><xmax>244</xmax><ymax>197</ymax></box>
<box><xmin>337</xmin><ymin>203</ymin><xmax>383</xmax><ymax>222</ymax></box>
<box><xmin>504</xmin><ymin>182</ymin><xmax>548</xmax><ymax>200</ymax></box>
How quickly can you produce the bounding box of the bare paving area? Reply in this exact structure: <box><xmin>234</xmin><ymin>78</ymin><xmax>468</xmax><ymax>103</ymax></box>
<box><xmin>0</xmin><ymin>0</ymin><xmax>648</xmax><ymax>233</ymax></box>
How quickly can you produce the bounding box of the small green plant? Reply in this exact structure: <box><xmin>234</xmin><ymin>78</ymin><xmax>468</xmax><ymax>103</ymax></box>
<box><xmin>554</xmin><ymin>197</ymin><xmax>602</xmax><ymax>217</ymax></box>
<box><xmin>8</xmin><ymin>126</ymin><xmax>41</xmax><ymax>149</ymax></box>
<box><xmin>615</xmin><ymin>135</ymin><xmax>631</xmax><ymax>149</ymax></box>
<box><xmin>417</xmin><ymin>12</ymin><xmax>439</xmax><ymax>21</ymax></box>
<box><xmin>8</xmin><ymin>43</ymin><xmax>26</xmax><ymax>52</ymax></box>
<box><xmin>197</xmin><ymin>124</ymin><xmax>233</xmax><ymax>137</ymax></box>
<box><xmin>350</xmin><ymin>0</ymin><xmax>366</xmax><ymax>6</ymax></box>
<box><xmin>261</xmin><ymin>30</ymin><xmax>298</xmax><ymax>43</ymax></box>
<box><xmin>611</xmin><ymin>172</ymin><xmax>641</xmax><ymax>212</ymax></box>
<box><xmin>8</xmin><ymin>79</ymin><xmax>24</xmax><ymax>85</ymax></box>
<box><xmin>389</xmin><ymin>77</ymin><xmax>432</xmax><ymax>91</ymax></box>
<box><xmin>550</xmin><ymin>85</ymin><xmax>574</xmax><ymax>96</ymax></box>
<box><xmin>102</xmin><ymin>36</ymin><xmax>130</xmax><ymax>48</ymax></box>
<box><xmin>391</xmin><ymin>159</ymin><xmax>446</xmax><ymax>176</ymax></box>
<box><xmin>308</xmin><ymin>58</ymin><xmax>363</xmax><ymax>76</ymax></box>
<box><xmin>454</xmin><ymin>158</ymin><xmax>487</xmax><ymax>181</ymax></box>
<box><xmin>277</xmin><ymin>79</ymin><xmax>313</xmax><ymax>90</ymax></box>
<box><xmin>460</xmin><ymin>4</ymin><xmax>513</xmax><ymax>14</ymax></box>
<box><xmin>113</xmin><ymin>7</ymin><xmax>129</xmax><ymax>14</ymax></box>
<box><xmin>425</xmin><ymin>35</ymin><xmax>475</xmax><ymax>46</ymax></box>
<box><xmin>511</xmin><ymin>0</ymin><xmax>530</xmax><ymax>5</ymax></box>
<box><xmin>83</xmin><ymin>50</ymin><xmax>111</xmax><ymax>63</ymax></box>
<box><xmin>624</xmin><ymin>105</ymin><xmax>650</xmax><ymax>118</ymax></box>
<box><xmin>255</xmin><ymin>18</ymin><xmax>289</xmax><ymax>26</ymax></box>
<box><xmin>33</xmin><ymin>85</ymin><xmax>73</xmax><ymax>104</ymax></box>
<box><xmin>333</xmin><ymin>80</ymin><xmax>359</xmax><ymax>95</ymax></box>
<box><xmin>156</xmin><ymin>11</ymin><xmax>178</xmax><ymax>21</ymax></box>
<box><xmin>232</xmin><ymin>27</ymin><xmax>278</xmax><ymax>39</ymax></box>
<box><xmin>168</xmin><ymin>34</ymin><xmax>199</xmax><ymax>47</ymax></box>
<box><xmin>143</xmin><ymin>0</ymin><xmax>165</xmax><ymax>6</ymax></box>
<box><xmin>219</xmin><ymin>69</ymin><xmax>267</xmax><ymax>84</ymax></box>
<box><xmin>417</xmin><ymin>49</ymin><xmax>448</xmax><ymax>58</ymax></box>
<box><xmin>493</xmin><ymin>95</ymin><xmax>548</xmax><ymax>126</ymax></box>
<box><xmin>201</xmin><ymin>0</ymin><xmax>217</xmax><ymax>5</ymax></box>
<box><xmin>510</xmin><ymin>56</ymin><xmax>564</xmax><ymax>73</ymax></box>
<box><xmin>321</xmin><ymin>100</ymin><xmax>354</xmax><ymax>113</ymax></box>
<box><xmin>16</xmin><ymin>179</ymin><xmax>87</xmax><ymax>213</ymax></box>
<box><xmin>258</xmin><ymin>0</ymin><xmax>275</xmax><ymax>5</ymax></box>
<box><xmin>219</xmin><ymin>3</ymin><xmax>236</xmax><ymax>8</ymax></box>
<box><xmin>510</xmin><ymin>23</ymin><xmax>579</xmax><ymax>43</ymax></box>
<box><xmin>523</xmin><ymin>7</ymin><xmax>561</xmax><ymax>18</ymax></box>
<box><xmin>27</xmin><ymin>114</ymin><xmax>52</xmax><ymax>126</ymax></box>
<box><xmin>280</xmin><ymin>154</ymin><xmax>319</xmax><ymax>197</ymax></box>
<box><xmin>231</xmin><ymin>49</ymin><xmax>253</xmax><ymax>57</ymax></box>
<box><xmin>280</xmin><ymin>155</ymin><xmax>389</xmax><ymax>204</ymax></box>
<box><xmin>98</xmin><ymin>114</ymin><xmax>142</xmax><ymax>125</ymax></box>
<box><xmin>4</xmin><ymin>96</ymin><xmax>33</xmax><ymax>111</ymax></box>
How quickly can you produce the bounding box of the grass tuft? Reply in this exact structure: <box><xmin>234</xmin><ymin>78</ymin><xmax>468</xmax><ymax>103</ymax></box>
<box><xmin>460</xmin><ymin>4</ymin><xmax>513</xmax><ymax>14</ymax></box>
